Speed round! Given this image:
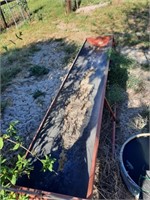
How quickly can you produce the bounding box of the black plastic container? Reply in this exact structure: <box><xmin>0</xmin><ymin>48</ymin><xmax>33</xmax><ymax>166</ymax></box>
<box><xmin>120</xmin><ymin>133</ymin><xmax>150</xmax><ymax>199</ymax></box>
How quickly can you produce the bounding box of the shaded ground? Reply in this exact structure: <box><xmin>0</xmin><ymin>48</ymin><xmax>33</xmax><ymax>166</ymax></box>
<box><xmin>93</xmin><ymin>47</ymin><xmax>149</xmax><ymax>199</ymax></box>
<box><xmin>1</xmin><ymin>39</ymin><xmax>77</xmax><ymax>148</ymax></box>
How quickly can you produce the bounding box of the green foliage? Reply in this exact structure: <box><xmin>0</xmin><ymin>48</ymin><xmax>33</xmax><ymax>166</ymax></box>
<box><xmin>0</xmin><ymin>137</ymin><xmax>4</xmax><ymax>149</ymax></box>
<box><xmin>0</xmin><ymin>121</ymin><xmax>56</xmax><ymax>198</ymax></box>
<box><xmin>6</xmin><ymin>120</ymin><xmax>19</xmax><ymax>138</ymax></box>
<box><xmin>41</xmin><ymin>155</ymin><xmax>56</xmax><ymax>172</ymax></box>
<box><xmin>134</xmin><ymin>80</ymin><xmax>145</xmax><ymax>93</ymax></box>
<box><xmin>108</xmin><ymin>49</ymin><xmax>134</xmax><ymax>89</ymax></box>
<box><xmin>141</xmin><ymin>63</ymin><xmax>149</xmax><ymax>71</ymax></box>
<box><xmin>29</xmin><ymin>65</ymin><xmax>49</xmax><ymax>77</ymax></box>
<box><xmin>107</xmin><ymin>84</ymin><xmax>125</xmax><ymax>105</ymax></box>
<box><xmin>2</xmin><ymin>46</ymin><xmax>8</xmax><ymax>52</ymax></box>
<box><xmin>107</xmin><ymin>49</ymin><xmax>136</xmax><ymax>105</ymax></box>
<box><xmin>0</xmin><ymin>189</ymin><xmax>29</xmax><ymax>200</ymax></box>
<box><xmin>33</xmin><ymin>90</ymin><xmax>46</xmax><ymax>99</ymax></box>
<box><xmin>127</xmin><ymin>74</ymin><xmax>140</xmax><ymax>88</ymax></box>
<box><xmin>1</xmin><ymin>67</ymin><xmax>21</xmax><ymax>90</ymax></box>
<box><xmin>1</xmin><ymin>100</ymin><xmax>8</xmax><ymax>115</ymax></box>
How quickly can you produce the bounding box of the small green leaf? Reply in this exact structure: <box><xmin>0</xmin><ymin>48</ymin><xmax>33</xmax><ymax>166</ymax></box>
<box><xmin>10</xmin><ymin>174</ymin><xmax>17</xmax><ymax>185</ymax></box>
<box><xmin>1</xmin><ymin>158</ymin><xmax>6</xmax><ymax>164</ymax></box>
<box><xmin>0</xmin><ymin>189</ymin><xmax>5</xmax><ymax>196</ymax></box>
<box><xmin>3</xmin><ymin>134</ymin><xmax>10</xmax><ymax>139</ymax></box>
<box><xmin>0</xmin><ymin>137</ymin><xmax>4</xmax><ymax>149</ymax></box>
<box><xmin>48</xmin><ymin>164</ymin><xmax>53</xmax><ymax>172</ymax></box>
<box><xmin>13</xmin><ymin>143</ymin><xmax>20</xmax><ymax>150</ymax></box>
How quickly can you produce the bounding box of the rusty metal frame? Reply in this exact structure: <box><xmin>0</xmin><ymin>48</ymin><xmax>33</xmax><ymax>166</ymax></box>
<box><xmin>13</xmin><ymin>36</ymin><xmax>114</xmax><ymax>199</ymax></box>
<box><xmin>104</xmin><ymin>97</ymin><xmax>117</xmax><ymax>157</ymax></box>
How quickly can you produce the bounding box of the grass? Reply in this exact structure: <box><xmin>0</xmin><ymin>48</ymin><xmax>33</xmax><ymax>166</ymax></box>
<box><xmin>1</xmin><ymin>66</ymin><xmax>21</xmax><ymax>91</ymax></box>
<box><xmin>106</xmin><ymin>47</ymin><xmax>148</xmax><ymax>105</ymax></box>
<box><xmin>0</xmin><ymin>0</ymin><xmax>148</xmax><ymax>50</ymax></box>
<box><xmin>1</xmin><ymin>44</ymin><xmax>41</xmax><ymax>90</ymax></box>
<box><xmin>29</xmin><ymin>65</ymin><xmax>49</xmax><ymax>77</ymax></box>
<box><xmin>1</xmin><ymin>100</ymin><xmax>8</xmax><ymax>116</ymax></box>
<box><xmin>107</xmin><ymin>84</ymin><xmax>125</xmax><ymax>105</ymax></box>
<box><xmin>134</xmin><ymin>80</ymin><xmax>145</xmax><ymax>93</ymax></box>
<box><xmin>141</xmin><ymin>63</ymin><xmax>149</xmax><ymax>71</ymax></box>
<box><xmin>0</xmin><ymin>0</ymin><xmax>148</xmax><ymax>92</ymax></box>
<box><xmin>33</xmin><ymin>90</ymin><xmax>46</xmax><ymax>99</ymax></box>
<box><xmin>127</xmin><ymin>74</ymin><xmax>140</xmax><ymax>89</ymax></box>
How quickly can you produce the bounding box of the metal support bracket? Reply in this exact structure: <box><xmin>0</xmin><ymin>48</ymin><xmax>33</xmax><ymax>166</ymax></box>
<box><xmin>104</xmin><ymin>97</ymin><xmax>116</xmax><ymax>121</ymax></box>
<box><xmin>104</xmin><ymin>97</ymin><xmax>117</xmax><ymax>157</ymax></box>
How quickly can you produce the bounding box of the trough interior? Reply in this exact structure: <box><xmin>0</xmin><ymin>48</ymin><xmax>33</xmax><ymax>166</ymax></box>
<box><xmin>17</xmin><ymin>39</ymin><xmax>112</xmax><ymax>198</ymax></box>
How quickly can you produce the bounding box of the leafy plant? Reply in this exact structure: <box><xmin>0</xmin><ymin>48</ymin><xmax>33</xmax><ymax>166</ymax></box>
<box><xmin>1</xmin><ymin>66</ymin><xmax>21</xmax><ymax>91</ymax></box>
<box><xmin>41</xmin><ymin>155</ymin><xmax>56</xmax><ymax>172</ymax></box>
<box><xmin>29</xmin><ymin>65</ymin><xmax>49</xmax><ymax>77</ymax></box>
<box><xmin>108</xmin><ymin>49</ymin><xmax>134</xmax><ymax>90</ymax></box>
<box><xmin>107</xmin><ymin>84</ymin><xmax>125</xmax><ymax>105</ymax></box>
<box><xmin>0</xmin><ymin>121</ymin><xmax>56</xmax><ymax>198</ymax></box>
<box><xmin>134</xmin><ymin>80</ymin><xmax>145</xmax><ymax>93</ymax></box>
<box><xmin>1</xmin><ymin>100</ymin><xmax>8</xmax><ymax>115</ymax></box>
<box><xmin>33</xmin><ymin>90</ymin><xmax>46</xmax><ymax>99</ymax></box>
<box><xmin>127</xmin><ymin>74</ymin><xmax>140</xmax><ymax>89</ymax></box>
<box><xmin>2</xmin><ymin>46</ymin><xmax>8</xmax><ymax>52</ymax></box>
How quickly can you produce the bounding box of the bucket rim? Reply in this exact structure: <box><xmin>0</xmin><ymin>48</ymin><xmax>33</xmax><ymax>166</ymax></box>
<box><xmin>120</xmin><ymin>133</ymin><xmax>150</xmax><ymax>191</ymax></box>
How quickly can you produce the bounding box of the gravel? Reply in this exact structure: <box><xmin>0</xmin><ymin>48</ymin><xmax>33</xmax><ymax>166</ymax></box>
<box><xmin>1</xmin><ymin>41</ymin><xmax>70</xmax><ymax>147</ymax></box>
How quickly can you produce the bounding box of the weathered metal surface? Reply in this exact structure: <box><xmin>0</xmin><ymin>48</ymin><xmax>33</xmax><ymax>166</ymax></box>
<box><xmin>17</xmin><ymin>36</ymin><xmax>113</xmax><ymax>199</ymax></box>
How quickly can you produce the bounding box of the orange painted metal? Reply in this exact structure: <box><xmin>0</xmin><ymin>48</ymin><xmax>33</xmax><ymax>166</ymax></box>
<box><xmin>104</xmin><ymin>97</ymin><xmax>116</xmax><ymax>122</ymax></box>
<box><xmin>6</xmin><ymin>186</ymin><xmax>84</xmax><ymax>200</ymax></box>
<box><xmin>87</xmin><ymin>36</ymin><xmax>111</xmax><ymax>48</ymax></box>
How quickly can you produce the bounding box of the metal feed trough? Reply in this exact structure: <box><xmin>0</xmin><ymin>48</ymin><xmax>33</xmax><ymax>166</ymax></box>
<box><xmin>15</xmin><ymin>36</ymin><xmax>114</xmax><ymax>199</ymax></box>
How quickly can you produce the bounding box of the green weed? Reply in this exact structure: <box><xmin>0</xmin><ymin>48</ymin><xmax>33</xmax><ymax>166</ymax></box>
<box><xmin>107</xmin><ymin>84</ymin><xmax>125</xmax><ymax>105</ymax></box>
<box><xmin>0</xmin><ymin>121</ymin><xmax>55</xmax><ymax>199</ymax></box>
<box><xmin>33</xmin><ymin>90</ymin><xmax>46</xmax><ymax>99</ymax></box>
<box><xmin>29</xmin><ymin>65</ymin><xmax>49</xmax><ymax>77</ymax></box>
<box><xmin>1</xmin><ymin>66</ymin><xmax>21</xmax><ymax>90</ymax></box>
<box><xmin>108</xmin><ymin>50</ymin><xmax>134</xmax><ymax>89</ymax></box>
<box><xmin>134</xmin><ymin>80</ymin><xmax>145</xmax><ymax>93</ymax></box>
<box><xmin>1</xmin><ymin>100</ymin><xmax>8</xmax><ymax>115</ymax></box>
<box><xmin>127</xmin><ymin>74</ymin><xmax>140</xmax><ymax>89</ymax></box>
<box><xmin>141</xmin><ymin>63</ymin><xmax>149</xmax><ymax>71</ymax></box>
<box><xmin>28</xmin><ymin>44</ymin><xmax>41</xmax><ymax>53</ymax></box>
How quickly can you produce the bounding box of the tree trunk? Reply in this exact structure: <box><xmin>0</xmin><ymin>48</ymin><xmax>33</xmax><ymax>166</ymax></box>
<box><xmin>66</xmin><ymin>0</ymin><xmax>71</xmax><ymax>13</ymax></box>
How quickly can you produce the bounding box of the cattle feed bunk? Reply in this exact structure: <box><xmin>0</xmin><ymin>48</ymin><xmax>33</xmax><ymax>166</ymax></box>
<box><xmin>13</xmin><ymin>36</ymin><xmax>115</xmax><ymax>199</ymax></box>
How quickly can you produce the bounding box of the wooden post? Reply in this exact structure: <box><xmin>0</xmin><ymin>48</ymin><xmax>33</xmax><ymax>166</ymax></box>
<box><xmin>66</xmin><ymin>0</ymin><xmax>71</xmax><ymax>13</ymax></box>
<box><xmin>0</xmin><ymin>7</ymin><xmax>8</xmax><ymax>28</ymax></box>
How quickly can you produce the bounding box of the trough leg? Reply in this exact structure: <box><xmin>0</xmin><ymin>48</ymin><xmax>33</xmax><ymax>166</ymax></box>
<box><xmin>104</xmin><ymin>97</ymin><xmax>116</xmax><ymax>157</ymax></box>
